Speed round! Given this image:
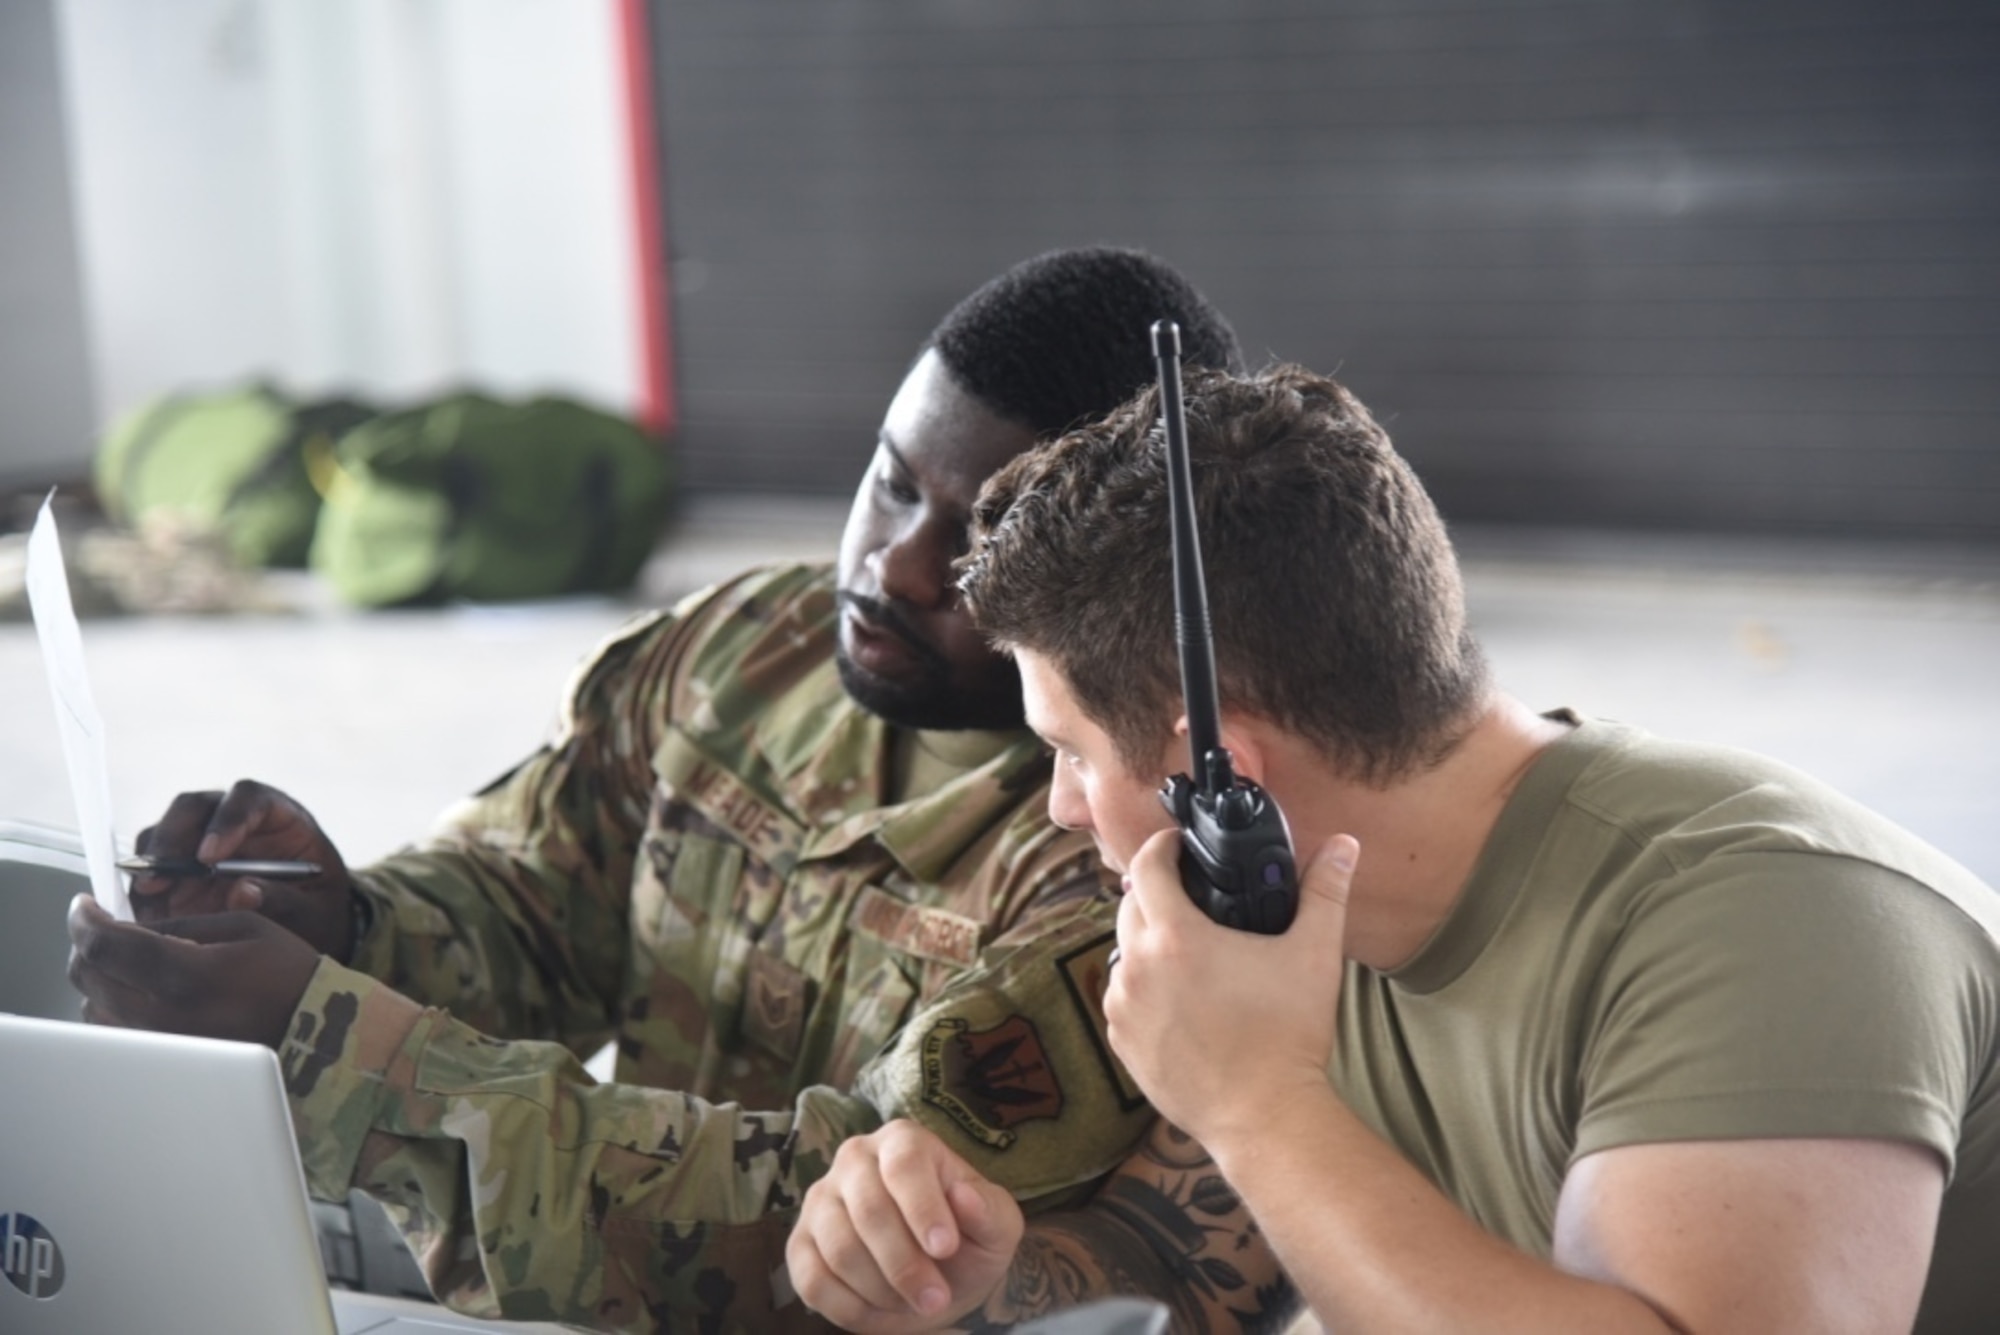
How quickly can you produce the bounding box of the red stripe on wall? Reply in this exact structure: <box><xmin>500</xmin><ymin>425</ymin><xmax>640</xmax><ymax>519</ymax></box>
<box><xmin>616</xmin><ymin>0</ymin><xmax>675</xmax><ymax>436</ymax></box>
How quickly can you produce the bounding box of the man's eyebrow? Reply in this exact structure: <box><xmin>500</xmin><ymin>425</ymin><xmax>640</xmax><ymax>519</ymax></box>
<box><xmin>879</xmin><ymin>434</ymin><xmax>913</xmax><ymax>476</ymax></box>
<box><xmin>1026</xmin><ymin>719</ymin><xmax>1068</xmax><ymax>751</ymax></box>
<box><xmin>877</xmin><ymin>434</ymin><xmax>975</xmax><ymax>525</ymax></box>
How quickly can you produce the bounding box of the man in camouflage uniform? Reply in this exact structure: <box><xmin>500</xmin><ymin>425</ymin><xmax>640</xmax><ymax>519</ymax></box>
<box><xmin>67</xmin><ymin>249</ymin><xmax>1242</xmax><ymax>1332</ymax></box>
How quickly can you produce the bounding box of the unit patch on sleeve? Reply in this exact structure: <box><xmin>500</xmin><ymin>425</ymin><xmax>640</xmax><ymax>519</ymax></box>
<box><xmin>1056</xmin><ymin>933</ymin><xmax>1148</xmax><ymax>1112</ymax></box>
<box><xmin>920</xmin><ymin>1016</ymin><xmax>1065</xmax><ymax>1150</ymax></box>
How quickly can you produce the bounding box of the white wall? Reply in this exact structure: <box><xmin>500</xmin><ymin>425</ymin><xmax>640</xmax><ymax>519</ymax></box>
<box><xmin>53</xmin><ymin>0</ymin><xmax>644</xmax><ymax>428</ymax></box>
<box><xmin>0</xmin><ymin>0</ymin><xmax>102</xmax><ymax>487</ymax></box>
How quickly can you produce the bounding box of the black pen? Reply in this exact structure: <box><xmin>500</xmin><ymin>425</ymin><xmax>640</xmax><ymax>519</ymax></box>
<box><xmin>116</xmin><ymin>856</ymin><xmax>323</xmax><ymax>880</ymax></box>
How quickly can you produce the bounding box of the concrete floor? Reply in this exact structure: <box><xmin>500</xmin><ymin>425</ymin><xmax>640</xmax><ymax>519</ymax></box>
<box><xmin>4</xmin><ymin>494</ymin><xmax>1998</xmax><ymax>886</ymax></box>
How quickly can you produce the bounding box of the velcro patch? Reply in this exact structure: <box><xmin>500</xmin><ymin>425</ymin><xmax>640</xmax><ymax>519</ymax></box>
<box><xmin>665</xmin><ymin>750</ymin><xmax>805</xmax><ymax>873</ymax></box>
<box><xmin>920</xmin><ymin>1016</ymin><xmax>1064</xmax><ymax>1150</ymax></box>
<box><xmin>1056</xmin><ymin>933</ymin><xmax>1147</xmax><ymax>1112</ymax></box>
<box><xmin>849</xmin><ymin>885</ymin><xmax>983</xmax><ymax>968</ymax></box>
<box><xmin>742</xmin><ymin>947</ymin><xmax>812</xmax><ymax>1064</ymax></box>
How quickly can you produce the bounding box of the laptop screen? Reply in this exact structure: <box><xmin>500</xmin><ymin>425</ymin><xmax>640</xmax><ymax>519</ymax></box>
<box><xmin>0</xmin><ymin>1013</ymin><xmax>339</xmax><ymax>1335</ymax></box>
<box><xmin>0</xmin><ymin>822</ymin><xmax>89</xmax><ymax>1023</ymax></box>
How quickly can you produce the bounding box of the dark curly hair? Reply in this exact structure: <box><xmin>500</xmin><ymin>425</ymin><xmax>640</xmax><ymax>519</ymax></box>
<box><xmin>959</xmin><ymin>365</ymin><xmax>1490</xmax><ymax>785</ymax></box>
<box><xmin>928</xmin><ymin>247</ymin><xmax>1242</xmax><ymax>437</ymax></box>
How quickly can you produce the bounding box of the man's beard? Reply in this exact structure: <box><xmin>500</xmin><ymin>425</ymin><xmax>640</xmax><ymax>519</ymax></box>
<box><xmin>835</xmin><ymin>594</ymin><xmax>1024</xmax><ymax>732</ymax></box>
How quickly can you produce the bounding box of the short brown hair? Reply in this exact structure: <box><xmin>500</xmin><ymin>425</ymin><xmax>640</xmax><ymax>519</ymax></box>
<box><xmin>958</xmin><ymin>364</ymin><xmax>1489</xmax><ymax>785</ymax></box>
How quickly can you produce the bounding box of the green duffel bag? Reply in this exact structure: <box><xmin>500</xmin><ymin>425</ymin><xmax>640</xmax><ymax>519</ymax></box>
<box><xmin>93</xmin><ymin>383</ymin><xmax>376</xmax><ymax>568</ymax></box>
<box><xmin>308</xmin><ymin>391</ymin><xmax>674</xmax><ymax>606</ymax></box>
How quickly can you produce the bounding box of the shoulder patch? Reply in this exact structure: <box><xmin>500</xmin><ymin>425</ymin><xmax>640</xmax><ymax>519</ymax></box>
<box><xmin>1057</xmin><ymin>933</ymin><xmax>1148</xmax><ymax>1112</ymax></box>
<box><xmin>920</xmin><ymin>1016</ymin><xmax>1065</xmax><ymax>1150</ymax></box>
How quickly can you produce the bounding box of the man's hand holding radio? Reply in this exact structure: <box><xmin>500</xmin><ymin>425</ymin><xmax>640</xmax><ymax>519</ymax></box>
<box><xmin>1105</xmin><ymin>830</ymin><xmax>1359</xmax><ymax>1150</ymax></box>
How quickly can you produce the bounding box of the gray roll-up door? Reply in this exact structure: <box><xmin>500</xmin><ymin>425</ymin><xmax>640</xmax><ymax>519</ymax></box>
<box><xmin>646</xmin><ymin>0</ymin><xmax>1999</xmax><ymax>544</ymax></box>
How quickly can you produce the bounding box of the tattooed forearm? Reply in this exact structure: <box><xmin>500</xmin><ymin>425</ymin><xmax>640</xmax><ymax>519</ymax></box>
<box><xmin>1137</xmin><ymin>1119</ymin><xmax>1216</xmax><ymax>1173</ymax></box>
<box><xmin>951</xmin><ymin>1121</ymin><xmax>1300</xmax><ymax>1334</ymax></box>
<box><xmin>950</xmin><ymin>1228</ymin><xmax>1151</xmax><ymax>1334</ymax></box>
<box><xmin>1003</xmin><ymin>1233</ymin><xmax>1101</xmax><ymax>1308</ymax></box>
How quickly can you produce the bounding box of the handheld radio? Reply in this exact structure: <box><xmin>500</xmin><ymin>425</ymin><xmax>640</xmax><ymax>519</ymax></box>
<box><xmin>1152</xmin><ymin>320</ymin><xmax>1300</xmax><ymax>934</ymax></box>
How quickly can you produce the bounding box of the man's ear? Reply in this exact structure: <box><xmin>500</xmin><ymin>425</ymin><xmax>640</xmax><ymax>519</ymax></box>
<box><xmin>1166</xmin><ymin>714</ymin><xmax>1193</xmax><ymax>780</ymax></box>
<box><xmin>1170</xmin><ymin>712</ymin><xmax>1270</xmax><ymax>785</ymax></box>
<box><xmin>1218</xmin><ymin>718</ymin><xmax>1270</xmax><ymax>785</ymax></box>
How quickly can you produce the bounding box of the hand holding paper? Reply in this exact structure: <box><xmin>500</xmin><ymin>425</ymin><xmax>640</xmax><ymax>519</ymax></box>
<box><xmin>25</xmin><ymin>495</ymin><xmax>132</xmax><ymax>920</ymax></box>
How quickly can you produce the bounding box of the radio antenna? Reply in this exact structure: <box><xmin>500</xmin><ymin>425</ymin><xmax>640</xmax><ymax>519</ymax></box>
<box><xmin>1153</xmin><ymin>319</ymin><xmax>1228</xmax><ymax>795</ymax></box>
<box><xmin>1150</xmin><ymin>320</ymin><xmax>1297</xmax><ymax>934</ymax></box>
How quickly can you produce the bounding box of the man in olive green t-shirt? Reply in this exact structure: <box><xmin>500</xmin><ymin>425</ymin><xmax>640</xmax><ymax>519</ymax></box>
<box><xmin>786</xmin><ymin>365</ymin><xmax>1999</xmax><ymax>1334</ymax></box>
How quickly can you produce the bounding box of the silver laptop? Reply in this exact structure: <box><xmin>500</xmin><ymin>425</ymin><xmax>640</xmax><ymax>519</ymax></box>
<box><xmin>0</xmin><ymin>1011</ymin><xmax>345</xmax><ymax>1332</ymax></box>
<box><xmin>0</xmin><ymin>1013</ymin><xmax>562</xmax><ymax>1334</ymax></box>
<box><xmin>0</xmin><ymin>821</ymin><xmax>91</xmax><ymax>1023</ymax></box>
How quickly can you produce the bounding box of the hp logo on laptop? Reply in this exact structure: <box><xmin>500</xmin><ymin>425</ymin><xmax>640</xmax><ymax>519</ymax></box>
<box><xmin>1</xmin><ymin>1212</ymin><xmax>66</xmax><ymax>1299</ymax></box>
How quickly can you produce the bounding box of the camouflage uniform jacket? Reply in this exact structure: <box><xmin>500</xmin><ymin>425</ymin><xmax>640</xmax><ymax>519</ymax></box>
<box><xmin>275</xmin><ymin>563</ymin><xmax>1150</xmax><ymax>1332</ymax></box>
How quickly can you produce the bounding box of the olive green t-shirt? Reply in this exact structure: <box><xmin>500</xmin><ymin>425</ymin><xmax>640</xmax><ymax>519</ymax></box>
<box><xmin>1332</xmin><ymin>715</ymin><xmax>2000</xmax><ymax>1331</ymax></box>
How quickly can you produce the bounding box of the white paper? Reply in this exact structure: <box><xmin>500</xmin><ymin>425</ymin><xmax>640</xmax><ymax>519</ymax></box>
<box><xmin>25</xmin><ymin>495</ymin><xmax>132</xmax><ymax>920</ymax></box>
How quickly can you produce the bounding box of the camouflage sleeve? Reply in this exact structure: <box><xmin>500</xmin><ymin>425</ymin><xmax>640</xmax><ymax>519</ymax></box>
<box><xmin>854</xmin><ymin>847</ymin><xmax>1157</xmax><ymax>1209</ymax></box>
<box><xmin>278</xmin><ymin>848</ymin><xmax>1145</xmax><ymax>1331</ymax></box>
<box><xmin>281</xmin><ymin>956</ymin><xmax>867</xmax><ymax>1333</ymax></box>
<box><xmin>339</xmin><ymin>579</ymin><xmax>745</xmax><ymax>1057</ymax></box>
